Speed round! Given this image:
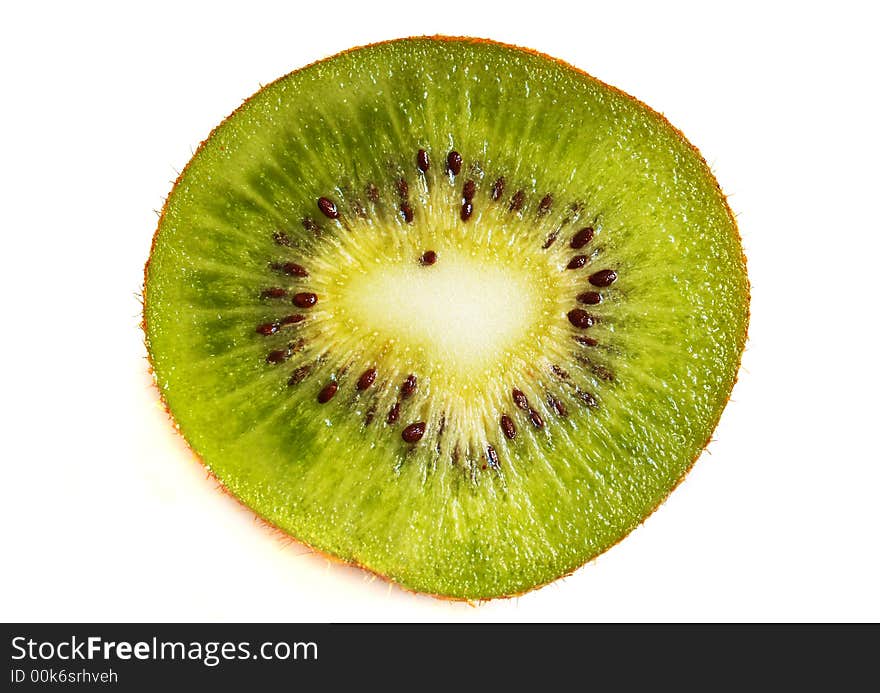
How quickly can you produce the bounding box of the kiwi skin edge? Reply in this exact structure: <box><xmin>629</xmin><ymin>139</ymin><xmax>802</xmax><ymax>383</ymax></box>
<box><xmin>142</xmin><ymin>35</ymin><xmax>750</xmax><ymax>603</ymax></box>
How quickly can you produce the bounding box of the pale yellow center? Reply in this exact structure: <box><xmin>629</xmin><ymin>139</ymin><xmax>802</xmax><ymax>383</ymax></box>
<box><xmin>343</xmin><ymin>247</ymin><xmax>541</xmax><ymax>372</ymax></box>
<box><xmin>306</xmin><ymin>207</ymin><xmax>577</xmax><ymax>449</ymax></box>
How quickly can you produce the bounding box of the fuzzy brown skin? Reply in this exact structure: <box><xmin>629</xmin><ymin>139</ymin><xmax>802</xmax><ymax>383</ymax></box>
<box><xmin>142</xmin><ymin>35</ymin><xmax>750</xmax><ymax>603</ymax></box>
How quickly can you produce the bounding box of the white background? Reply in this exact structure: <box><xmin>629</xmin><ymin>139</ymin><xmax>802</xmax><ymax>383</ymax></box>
<box><xmin>2</xmin><ymin>1</ymin><xmax>878</xmax><ymax>622</ymax></box>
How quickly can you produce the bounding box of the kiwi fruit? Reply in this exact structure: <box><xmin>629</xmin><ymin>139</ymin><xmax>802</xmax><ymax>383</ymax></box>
<box><xmin>143</xmin><ymin>37</ymin><xmax>749</xmax><ymax>600</ymax></box>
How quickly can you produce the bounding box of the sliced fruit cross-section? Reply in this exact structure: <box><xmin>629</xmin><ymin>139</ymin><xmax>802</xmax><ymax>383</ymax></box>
<box><xmin>144</xmin><ymin>37</ymin><xmax>749</xmax><ymax>599</ymax></box>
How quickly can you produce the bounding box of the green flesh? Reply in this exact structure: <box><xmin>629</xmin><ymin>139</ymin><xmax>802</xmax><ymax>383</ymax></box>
<box><xmin>145</xmin><ymin>38</ymin><xmax>749</xmax><ymax>599</ymax></box>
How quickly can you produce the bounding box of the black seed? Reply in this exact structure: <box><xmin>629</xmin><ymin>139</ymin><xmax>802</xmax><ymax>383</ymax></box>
<box><xmin>571</xmin><ymin>227</ymin><xmax>594</xmax><ymax>249</ymax></box>
<box><xmin>574</xmin><ymin>335</ymin><xmax>599</xmax><ymax>347</ymax></box>
<box><xmin>538</xmin><ymin>194</ymin><xmax>553</xmax><ymax>215</ymax></box>
<box><xmin>551</xmin><ymin>364</ymin><xmax>569</xmax><ymax>380</ymax></box>
<box><xmin>279</xmin><ymin>262</ymin><xmax>308</xmax><ymax>277</ymax></box>
<box><xmin>436</xmin><ymin>414</ymin><xmax>446</xmax><ymax>453</ymax></box>
<box><xmin>462</xmin><ymin>179</ymin><xmax>476</xmax><ymax>201</ymax></box>
<box><xmin>548</xmin><ymin>396</ymin><xmax>567</xmax><ymax>417</ymax></box>
<box><xmin>280</xmin><ymin>314</ymin><xmax>305</xmax><ymax>326</ymax></box>
<box><xmin>420</xmin><ymin>250</ymin><xmax>437</xmax><ymax>266</ymax></box>
<box><xmin>446</xmin><ymin>150</ymin><xmax>462</xmax><ymax>175</ymax></box>
<box><xmin>356</xmin><ymin>368</ymin><xmax>377</xmax><ymax>391</ymax></box>
<box><xmin>417</xmin><ymin>149</ymin><xmax>430</xmax><ymax>172</ymax></box>
<box><xmin>567</xmin><ymin>309</ymin><xmax>595</xmax><ymax>329</ymax></box>
<box><xmin>266</xmin><ymin>350</ymin><xmax>287</xmax><ymax>364</ymax></box>
<box><xmin>366</xmin><ymin>183</ymin><xmax>380</xmax><ymax>202</ymax></box>
<box><xmin>401</xmin><ymin>374</ymin><xmax>417</xmax><ymax>399</ymax></box>
<box><xmin>400</xmin><ymin>202</ymin><xmax>414</xmax><ymax>223</ymax></box>
<box><xmin>589</xmin><ymin>269</ymin><xmax>618</xmax><ymax>287</ymax></box>
<box><xmin>577</xmin><ymin>390</ymin><xmax>599</xmax><ymax>408</ymax></box>
<box><xmin>386</xmin><ymin>402</ymin><xmax>401</xmax><ymax>424</ymax></box>
<box><xmin>302</xmin><ymin>217</ymin><xmax>320</xmax><ymax>234</ymax></box>
<box><xmin>273</xmin><ymin>231</ymin><xmax>291</xmax><ymax>246</ymax></box>
<box><xmin>317</xmin><ymin>382</ymin><xmax>338</xmax><ymax>403</ymax></box>
<box><xmin>460</xmin><ymin>201</ymin><xmax>473</xmax><ymax>221</ymax></box>
<box><xmin>353</xmin><ymin>201</ymin><xmax>367</xmax><ymax>218</ymax></box>
<box><xmin>592</xmin><ymin>365</ymin><xmax>615</xmax><ymax>382</ymax></box>
<box><xmin>288</xmin><ymin>365</ymin><xmax>310</xmax><ymax>385</ymax></box>
<box><xmin>402</xmin><ymin>421</ymin><xmax>426</xmax><ymax>443</ymax></box>
<box><xmin>486</xmin><ymin>444</ymin><xmax>500</xmax><ymax>468</ymax></box>
<box><xmin>567</xmin><ymin>255</ymin><xmax>588</xmax><ymax>270</ymax></box>
<box><xmin>512</xmin><ymin>388</ymin><xmax>530</xmax><ymax>410</ymax></box>
<box><xmin>261</xmin><ymin>287</ymin><xmax>287</xmax><ymax>299</ymax></box>
<box><xmin>364</xmin><ymin>405</ymin><xmax>377</xmax><ymax>426</ymax></box>
<box><xmin>292</xmin><ymin>292</ymin><xmax>317</xmax><ymax>308</ymax></box>
<box><xmin>256</xmin><ymin>322</ymin><xmax>278</xmax><ymax>335</ymax></box>
<box><xmin>501</xmin><ymin>415</ymin><xmax>516</xmax><ymax>440</ymax></box>
<box><xmin>317</xmin><ymin>196</ymin><xmax>338</xmax><ymax>219</ymax></box>
<box><xmin>509</xmin><ymin>190</ymin><xmax>525</xmax><ymax>212</ymax></box>
<box><xmin>577</xmin><ymin>291</ymin><xmax>602</xmax><ymax>305</ymax></box>
<box><xmin>396</xmin><ymin>178</ymin><xmax>409</xmax><ymax>199</ymax></box>
<box><xmin>542</xmin><ymin>230</ymin><xmax>559</xmax><ymax>249</ymax></box>
<box><xmin>529</xmin><ymin>409</ymin><xmax>545</xmax><ymax>429</ymax></box>
<box><xmin>491</xmin><ymin>177</ymin><xmax>505</xmax><ymax>201</ymax></box>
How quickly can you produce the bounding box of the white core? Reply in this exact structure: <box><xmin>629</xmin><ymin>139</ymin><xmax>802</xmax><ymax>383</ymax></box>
<box><xmin>344</xmin><ymin>248</ymin><xmax>540</xmax><ymax>370</ymax></box>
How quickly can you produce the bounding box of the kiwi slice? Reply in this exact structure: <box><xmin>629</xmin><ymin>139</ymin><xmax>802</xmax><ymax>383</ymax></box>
<box><xmin>144</xmin><ymin>37</ymin><xmax>748</xmax><ymax>599</ymax></box>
